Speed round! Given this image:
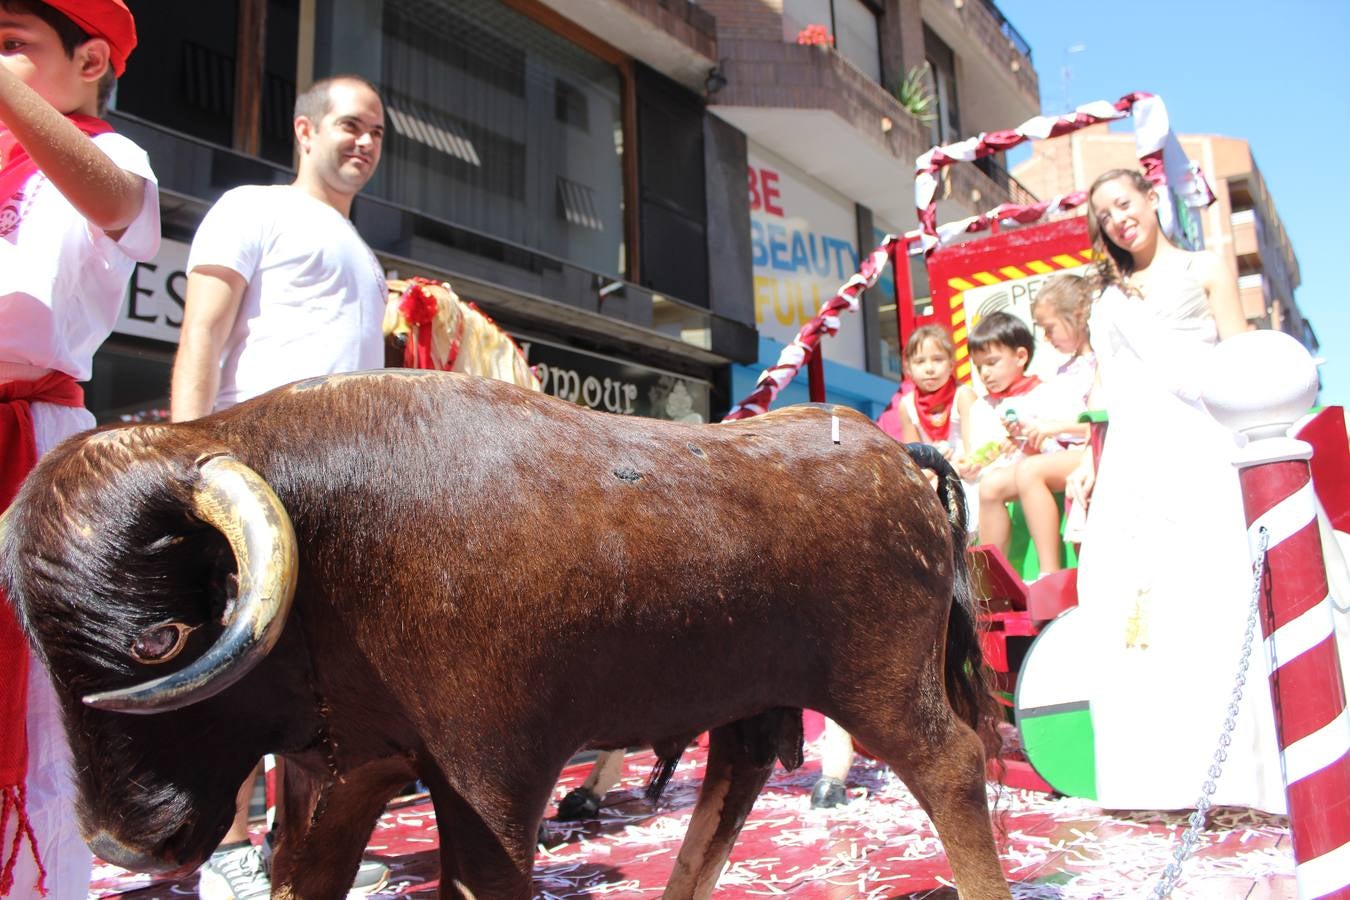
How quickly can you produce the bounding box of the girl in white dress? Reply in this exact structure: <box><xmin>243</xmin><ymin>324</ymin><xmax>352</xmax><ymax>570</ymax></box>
<box><xmin>1065</xmin><ymin>169</ymin><xmax>1287</xmax><ymax>812</ymax></box>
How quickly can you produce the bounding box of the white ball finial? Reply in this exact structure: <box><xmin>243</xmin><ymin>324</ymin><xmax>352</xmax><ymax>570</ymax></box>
<box><xmin>1203</xmin><ymin>330</ymin><xmax>1319</xmax><ymax>440</ymax></box>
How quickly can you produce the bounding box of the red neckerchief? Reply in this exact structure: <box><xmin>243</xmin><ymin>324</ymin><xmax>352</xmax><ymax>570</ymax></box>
<box><xmin>986</xmin><ymin>373</ymin><xmax>1041</xmax><ymax>401</ymax></box>
<box><xmin>0</xmin><ymin>114</ymin><xmax>114</xmax><ymax>203</ymax></box>
<box><xmin>1</xmin><ymin>373</ymin><xmax>84</xmax><ymax>896</ymax></box>
<box><xmin>912</xmin><ymin>376</ymin><xmax>958</xmax><ymax>443</ymax></box>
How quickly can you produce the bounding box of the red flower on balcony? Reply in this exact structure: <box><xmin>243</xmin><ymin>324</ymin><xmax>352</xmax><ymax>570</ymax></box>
<box><xmin>796</xmin><ymin>24</ymin><xmax>834</xmax><ymax>47</ymax></box>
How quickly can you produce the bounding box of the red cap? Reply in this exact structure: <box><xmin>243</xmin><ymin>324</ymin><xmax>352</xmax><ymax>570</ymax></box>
<box><xmin>43</xmin><ymin>0</ymin><xmax>138</xmax><ymax>77</ymax></box>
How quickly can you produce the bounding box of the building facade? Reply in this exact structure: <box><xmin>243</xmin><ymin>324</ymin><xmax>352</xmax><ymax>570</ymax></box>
<box><xmin>93</xmin><ymin>0</ymin><xmax>1039</xmax><ymax>426</ymax></box>
<box><xmin>703</xmin><ymin>0</ymin><xmax>1041</xmax><ymax>414</ymax></box>
<box><xmin>1013</xmin><ymin>125</ymin><xmax>1314</xmax><ymax>349</ymax></box>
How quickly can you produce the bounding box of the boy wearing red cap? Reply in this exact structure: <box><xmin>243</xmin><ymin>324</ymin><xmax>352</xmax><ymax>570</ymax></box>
<box><xmin>0</xmin><ymin>1</ymin><xmax>158</xmax><ymax>897</ymax></box>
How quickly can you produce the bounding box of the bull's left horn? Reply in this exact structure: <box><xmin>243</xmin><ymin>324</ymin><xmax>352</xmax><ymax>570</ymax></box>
<box><xmin>83</xmin><ymin>456</ymin><xmax>298</xmax><ymax>713</ymax></box>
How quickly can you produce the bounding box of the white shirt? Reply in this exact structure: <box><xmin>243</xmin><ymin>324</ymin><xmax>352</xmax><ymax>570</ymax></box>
<box><xmin>0</xmin><ymin>132</ymin><xmax>161</xmax><ymax>381</ymax></box>
<box><xmin>186</xmin><ymin>185</ymin><xmax>386</xmax><ymax>409</ymax></box>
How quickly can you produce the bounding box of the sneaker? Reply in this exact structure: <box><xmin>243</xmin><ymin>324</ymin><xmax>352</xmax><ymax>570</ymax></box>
<box><xmin>809</xmin><ymin>776</ymin><xmax>848</xmax><ymax>809</ymax></box>
<box><xmin>260</xmin><ymin>827</ymin><xmax>387</xmax><ymax>896</ymax></box>
<box><xmin>198</xmin><ymin>841</ymin><xmax>271</xmax><ymax>900</ymax></box>
<box><xmin>347</xmin><ymin>858</ymin><xmax>390</xmax><ymax>896</ymax></box>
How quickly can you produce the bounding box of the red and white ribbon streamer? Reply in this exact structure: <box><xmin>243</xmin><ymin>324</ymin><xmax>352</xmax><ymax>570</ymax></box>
<box><xmin>723</xmin><ymin>239</ymin><xmax>896</xmax><ymax>421</ymax></box>
<box><xmin>925</xmin><ymin>191</ymin><xmax>1091</xmax><ymax>247</ymax></box>
<box><xmin>725</xmin><ymin>93</ymin><xmax>1219</xmax><ymax>418</ymax></box>
<box><xmin>1239</xmin><ymin>458</ymin><xmax>1350</xmax><ymax>900</ymax></box>
<box><xmin>915</xmin><ymin>92</ymin><xmax>1215</xmax><ymax>255</ymax></box>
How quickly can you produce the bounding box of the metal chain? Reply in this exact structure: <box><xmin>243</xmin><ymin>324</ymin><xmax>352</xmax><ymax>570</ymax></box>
<box><xmin>1150</xmin><ymin>527</ymin><xmax>1269</xmax><ymax>900</ymax></box>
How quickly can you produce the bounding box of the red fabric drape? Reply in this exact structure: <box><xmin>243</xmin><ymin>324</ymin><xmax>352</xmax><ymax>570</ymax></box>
<box><xmin>986</xmin><ymin>373</ymin><xmax>1041</xmax><ymax>401</ymax></box>
<box><xmin>911</xmin><ymin>377</ymin><xmax>958</xmax><ymax>443</ymax></box>
<box><xmin>1</xmin><ymin>373</ymin><xmax>84</xmax><ymax>896</ymax></box>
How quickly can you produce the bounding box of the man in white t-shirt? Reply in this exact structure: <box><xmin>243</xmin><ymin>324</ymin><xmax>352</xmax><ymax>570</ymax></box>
<box><xmin>169</xmin><ymin>73</ymin><xmax>387</xmax><ymax>899</ymax></box>
<box><xmin>1</xmin><ymin>2</ymin><xmax>159</xmax><ymax>897</ymax></box>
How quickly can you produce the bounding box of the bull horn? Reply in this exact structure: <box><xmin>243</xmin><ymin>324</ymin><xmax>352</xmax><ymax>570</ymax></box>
<box><xmin>83</xmin><ymin>456</ymin><xmax>298</xmax><ymax>714</ymax></box>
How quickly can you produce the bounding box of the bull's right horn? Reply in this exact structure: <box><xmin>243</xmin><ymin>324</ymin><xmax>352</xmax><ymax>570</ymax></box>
<box><xmin>84</xmin><ymin>456</ymin><xmax>298</xmax><ymax>713</ymax></box>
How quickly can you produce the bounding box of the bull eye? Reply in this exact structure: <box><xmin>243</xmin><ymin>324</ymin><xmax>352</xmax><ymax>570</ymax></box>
<box><xmin>130</xmin><ymin>622</ymin><xmax>198</xmax><ymax>665</ymax></box>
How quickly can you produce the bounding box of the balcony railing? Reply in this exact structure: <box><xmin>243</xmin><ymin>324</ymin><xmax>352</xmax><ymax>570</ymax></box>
<box><xmin>973</xmin><ymin>155</ymin><xmax>1038</xmax><ymax>207</ymax></box>
<box><xmin>978</xmin><ymin>0</ymin><xmax>1033</xmax><ymax>60</ymax></box>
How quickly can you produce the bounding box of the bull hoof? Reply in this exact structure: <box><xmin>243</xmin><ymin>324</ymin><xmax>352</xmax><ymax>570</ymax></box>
<box><xmin>810</xmin><ymin>777</ymin><xmax>848</xmax><ymax>809</ymax></box>
<box><xmin>555</xmin><ymin>787</ymin><xmax>602</xmax><ymax>820</ymax></box>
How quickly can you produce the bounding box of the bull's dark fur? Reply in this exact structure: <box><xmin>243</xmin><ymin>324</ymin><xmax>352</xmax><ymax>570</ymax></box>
<box><xmin>1</xmin><ymin>371</ymin><xmax>1009</xmax><ymax>899</ymax></box>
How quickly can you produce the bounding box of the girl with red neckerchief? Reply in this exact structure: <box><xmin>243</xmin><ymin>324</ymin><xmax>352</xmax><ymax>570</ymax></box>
<box><xmin>891</xmin><ymin>324</ymin><xmax>977</xmax><ymax>459</ymax></box>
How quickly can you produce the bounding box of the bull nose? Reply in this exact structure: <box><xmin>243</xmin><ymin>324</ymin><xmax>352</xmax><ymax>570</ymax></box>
<box><xmin>86</xmin><ymin>830</ymin><xmax>195</xmax><ymax>877</ymax></box>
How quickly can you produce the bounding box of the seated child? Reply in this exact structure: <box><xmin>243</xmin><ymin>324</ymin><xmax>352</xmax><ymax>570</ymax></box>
<box><xmin>969</xmin><ymin>292</ymin><xmax>1095</xmax><ymax>572</ymax></box>
<box><xmin>1013</xmin><ymin>276</ymin><xmax>1097</xmax><ymax>572</ymax></box>
<box><xmin>892</xmin><ymin>324</ymin><xmax>977</xmax><ymax>458</ymax></box>
<box><xmin>958</xmin><ymin>311</ymin><xmax>1057</xmax><ymax>548</ymax></box>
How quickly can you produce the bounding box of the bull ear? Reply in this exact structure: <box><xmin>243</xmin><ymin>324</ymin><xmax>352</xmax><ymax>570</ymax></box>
<box><xmin>82</xmin><ymin>456</ymin><xmax>298</xmax><ymax>713</ymax></box>
<box><xmin>0</xmin><ymin>504</ymin><xmax>13</xmax><ymax>592</ymax></box>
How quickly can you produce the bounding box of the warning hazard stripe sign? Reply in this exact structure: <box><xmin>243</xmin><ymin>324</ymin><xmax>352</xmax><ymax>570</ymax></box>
<box><xmin>941</xmin><ymin>249</ymin><xmax>1094</xmax><ymax>382</ymax></box>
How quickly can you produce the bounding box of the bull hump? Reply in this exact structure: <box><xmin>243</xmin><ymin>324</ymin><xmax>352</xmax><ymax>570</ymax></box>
<box><xmin>289</xmin><ymin>370</ymin><xmax>443</xmax><ymax>393</ymax></box>
<box><xmin>83</xmin><ymin>425</ymin><xmax>174</xmax><ymax>459</ymax></box>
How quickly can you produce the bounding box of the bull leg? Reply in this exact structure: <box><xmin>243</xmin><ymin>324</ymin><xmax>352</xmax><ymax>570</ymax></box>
<box><xmin>423</xmin><ymin>766</ymin><xmax>550</xmax><ymax>900</ymax></box>
<box><xmin>841</xmin><ymin>703</ymin><xmax>1010</xmax><ymax>900</ymax></box>
<box><xmin>269</xmin><ymin>757</ymin><xmax>409</xmax><ymax>899</ymax></box>
<box><xmin>662</xmin><ymin>719</ymin><xmax>776</xmax><ymax>900</ymax></box>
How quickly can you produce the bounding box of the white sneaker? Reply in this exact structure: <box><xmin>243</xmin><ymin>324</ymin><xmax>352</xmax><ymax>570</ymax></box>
<box><xmin>198</xmin><ymin>842</ymin><xmax>272</xmax><ymax>900</ymax></box>
<box><xmin>348</xmin><ymin>858</ymin><xmax>390</xmax><ymax>896</ymax></box>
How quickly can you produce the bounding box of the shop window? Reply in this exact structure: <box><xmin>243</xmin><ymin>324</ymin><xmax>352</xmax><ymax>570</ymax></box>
<box><xmin>86</xmin><ymin>341</ymin><xmax>174</xmax><ymax>425</ymax></box>
<box><xmin>782</xmin><ymin>0</ymin><xmax>881</xmax><ymax>83</ymax></box>
<box><xmin>315</xmin><ymin>0</ymin><xmax>626</xmax><ymax>279</ymax></box>
<box><xmin>637</xmin><ymin>66</ymin><xmax>708</xmax><ymax>307</ymax></box>
<box><xmin>873</xmin><ymin>224</ymin><xmax>931</xmax><ymax>380</ymax></box>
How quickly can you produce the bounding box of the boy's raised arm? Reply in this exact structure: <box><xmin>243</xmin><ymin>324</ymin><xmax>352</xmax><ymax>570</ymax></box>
<box><xmin>0</xmin><ymin>62</ymin><xmax>144</xmax><ymax>233</ymax></box>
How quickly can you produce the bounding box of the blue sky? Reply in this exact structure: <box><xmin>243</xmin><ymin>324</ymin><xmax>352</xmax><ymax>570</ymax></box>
<box><xmin>997</xmin><ymin>0</ymin><xmax>1349</xmax><ymax>407</ymax></box>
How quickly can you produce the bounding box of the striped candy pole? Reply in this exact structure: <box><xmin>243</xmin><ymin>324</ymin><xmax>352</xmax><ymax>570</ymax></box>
<box><xmin>1206</xmin><ymin>332</ymin><xmax>1350</xmax><ymax>900</ymax></box>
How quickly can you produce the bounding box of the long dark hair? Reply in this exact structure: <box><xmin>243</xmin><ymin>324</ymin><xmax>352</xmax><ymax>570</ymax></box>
<box><xmin>1087</xmin><ymin>168</ymin><xmax>1159</xmax><ymax>296</ymax></box>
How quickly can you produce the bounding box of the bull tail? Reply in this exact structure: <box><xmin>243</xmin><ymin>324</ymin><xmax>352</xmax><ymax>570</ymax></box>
<box><xmin>903</xmin><ymin>444</ymin><xmax>994</xmax><ymax>731</ymax></box>
<box><xmin>644</xmin><ymin>755</ymin><xmax>681</xmax><ymax>802</ymax></box>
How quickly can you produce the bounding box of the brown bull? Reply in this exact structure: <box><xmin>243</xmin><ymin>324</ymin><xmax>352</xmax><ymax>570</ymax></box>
<box><xmin>0</xmin><ymin>370</ymin><xmax>1009</xmax><ymax>899</ymax></box>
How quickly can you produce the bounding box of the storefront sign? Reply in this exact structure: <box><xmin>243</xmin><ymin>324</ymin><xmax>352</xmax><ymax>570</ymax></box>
<box><xmin>114</xmin><ymin>238</ymin><xmax>190</xmax><ymax>343</ymax></box>
<box><xmin>110</xmin><ymin>240</ymin><xmax>708</xmax><ymax>422</ymax></box>
<box><xmin>748</xmin><ymin>148</ymin><xmax>864</xmax><ymax>368</ymax></box>
<box><xmin>516</xmin><ymin>337</ymin><xmax>710</xmax><ymax>423</ymax></box>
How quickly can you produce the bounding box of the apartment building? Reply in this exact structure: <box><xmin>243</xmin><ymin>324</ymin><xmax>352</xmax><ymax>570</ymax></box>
<box><xmin>90</xmin><ymin>0</ymin><xmax>1040</xmax><ymax>425</ymax></box>
<box><xmin>1013</xmin><ymin>126</ymin><xmax>1314</xmax><ymax>349</ymax></box>
<box><xmin>700</xmin><ymin>0</ymin><xmax>1041</xmax><ymax>408</ymax></box>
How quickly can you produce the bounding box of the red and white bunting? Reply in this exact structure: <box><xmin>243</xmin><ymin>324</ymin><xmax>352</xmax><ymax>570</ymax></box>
<box><xmin>914</xmin><ymin>92</ymin><xmax>1215</xmax><ymax>255</ymax></box>
<box><xmin>723</xmin><ymin>239</ymin><xmax>896</xmax><ymax>421</ymax></box>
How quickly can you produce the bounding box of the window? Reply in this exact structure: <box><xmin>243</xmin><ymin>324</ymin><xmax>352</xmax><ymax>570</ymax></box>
<box><xmin>782</xmin><ymin>0</ymin><xmax>882</xmax><ymax>84</ymax></box>
<box><xmin>113</xmin><ymin>2</ymin><xmax>240</xmax><ymax>147</ymax></box>
<box><xmin>833</xmin><ymin>0</ymin><xmax>881</xmax><ymax>83</ymax></box>
<box><xmin>315</xmin><ymin>0</ymin><xmax>627</xmax><ymax>278</ymax></box>
<box><xmin>113</xmin><ymin>0</ymin><xmax>298</xmax><ymax>166</ymax></box>
<box><xmin>873</xmin><ymin>223</ymin><xmax>930</xmax><ymax>379</ymax></box>
<box><xmin>924</xmin><ymin>25</ymin><xmax>960</xmax><ymax>145</ymax></box>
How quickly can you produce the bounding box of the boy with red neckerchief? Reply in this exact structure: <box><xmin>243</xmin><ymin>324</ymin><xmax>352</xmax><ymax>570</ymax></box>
<box><xmin>959</xmin><ymin>311</ymin><xmax>1069</xmax><ymax>556</ymax></box>
<box><xmin>0</xmin><ymin>1</ymin><xmax>159</xmax><ymax>896</ymax></box>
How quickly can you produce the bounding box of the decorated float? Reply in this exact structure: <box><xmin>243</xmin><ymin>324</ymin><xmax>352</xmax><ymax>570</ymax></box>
<box><xmin>91</xmin><ymin>98</ymin><xmax>1348</xmax><ymax>899</ymax></box>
